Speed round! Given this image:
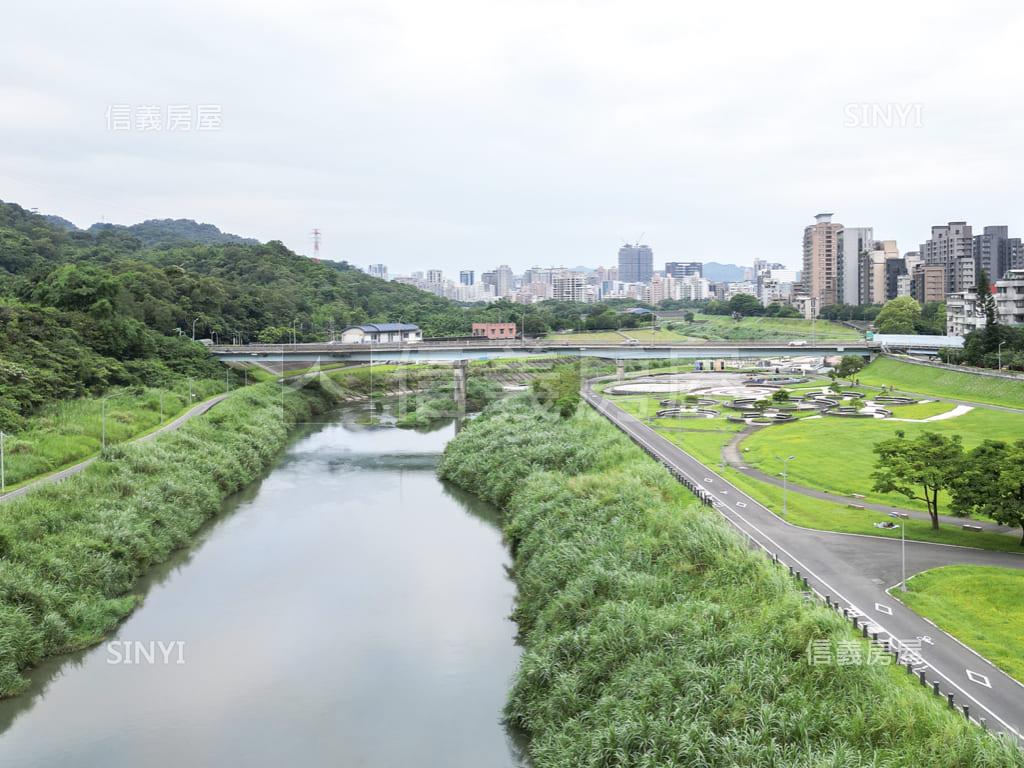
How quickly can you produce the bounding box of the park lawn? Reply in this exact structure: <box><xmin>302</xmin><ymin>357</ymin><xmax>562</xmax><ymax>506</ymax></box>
<box><xmin>900</xmin><ymin>566</ymin><xmax>1024</xmax><ymax>684</ymax></box>
<box><xmin>672</xmin><ymin>312</ymin><xmax>863</xmax><ymax>342</ymax></box>
<box><xmin>888</xmin><ymin>400</ymin><xmax>957</xmax><ymax>419</ymax></box>
<box><xmin>859</xmin><ymin>357</ymin><xmax>1024</xmax><ymax>409</ymax></box>
<box><xmin>722</xmin><ymin>471</ymin><xmax>1024</xmax><ymax>553</ymax></box>
<box><xmin>1</xmin><ymin>381</ymin><xmax>224</xmax><ymax>489</ymax></box>
<box><xmin>737</xmin><ymin>407</ymin><xmax>1024</xmax><ymax>514</ymax></box>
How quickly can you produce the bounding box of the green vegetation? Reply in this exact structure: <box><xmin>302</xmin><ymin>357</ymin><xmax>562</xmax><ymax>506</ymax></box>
<box><xmin>859</xmin><ymin>357</ymin><xmax>1024</xmax><ymax>409</ymax></box>
<box><xmin>656</xmin><ymin>312</ymin><xmax>862</xmax><ymax>342</ymax></box>
<box><xmin>872</xmin><ymin>432</ymin><xmax>964</xmax><ymax>529</ymax></box>
<box><xmin>951</xmin><ymin>440</ymin><xmax>1024</xmax><ymax>545</ymax></box>
<box><xmin>530</xmin><ymin>364</ymin><xmax>582</xmax><ymax>418</ymax></box>
<box><xmin>888</xmin><ymin>401</ymin><xmax>955</xmax><ymax>419</ymax></box>
<box><xmin>901</xmin><ymin>566</ymin><xmax>1024</xmax><ymax>684</ymax></box>
<box><xmin>438</xmin><ymin>397</ymin><xmax>1022</xmax><ymax>766</ymax></box>
<box><xmin>0</xmin><ymin>382</ymin><xmax>331</xmax><ymax>696</ymax></box>
<box><xmin>0</xmin><ymin>380</ymin><xmax>223</xmax><ymax>489</ymax></box>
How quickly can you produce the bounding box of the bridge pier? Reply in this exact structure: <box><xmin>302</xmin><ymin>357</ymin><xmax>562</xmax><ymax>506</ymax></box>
<box><xmin>453</xmin><ymin>360</ymin><xmax>468</xmax><ymax>417</ymax></box>
<box><xmin>616</xmin><ymin>359</ymin><xmax>625</xmax><ymax>381</ymax></box>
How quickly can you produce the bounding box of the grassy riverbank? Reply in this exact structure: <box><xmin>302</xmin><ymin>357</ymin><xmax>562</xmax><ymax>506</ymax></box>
<box><xmin>901</xmin><ymin>565</ymin><xmax>1024</xmax><ymax>684</ymax></box>
<box><xmin>439</xmin><ymin>397</ymin><xmax>1023</xmax><ymax>766</ymax></box>
<box><xmin>0</xmin><ymin>381</ymin><xmax>332</xmax><ymax>697</ymax></box>
<box><xmin>859</xmin><ymin>357</ymin><xmax>1024</xmax><ymax>409</ymax></box>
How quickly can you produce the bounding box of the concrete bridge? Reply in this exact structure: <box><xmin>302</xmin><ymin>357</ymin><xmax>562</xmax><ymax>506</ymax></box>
<box><xmin>210</xmin><ymin>338</ymin><xmax>876</xmax><ymax>365</ymax></box>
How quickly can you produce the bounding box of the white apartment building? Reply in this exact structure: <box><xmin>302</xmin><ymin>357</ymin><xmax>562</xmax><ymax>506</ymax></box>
<box><xmin>945</xmin><ymin>289</ymin><xmax>987</xmax><ymax>336</ymax></box>
<box><xmin>995</xmin><ymin>269</ymin><xmax>1024</xmax><ymax>325</ymax></box>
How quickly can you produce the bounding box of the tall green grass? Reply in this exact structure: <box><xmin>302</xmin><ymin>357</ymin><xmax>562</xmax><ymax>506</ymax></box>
<box><xmin>0</xmin><ymin>382</ymin><xmax>331</xmax><ymax>696</ymax></box>
<box><xmin>439</xmin><ymin>397</ymin><xmax>1023</xmax><ymax>766</ymax></box>
<box><xmin>1</xmin><ymin>379</ymin><xmax>225</xmax><ymax>488</ymax></box>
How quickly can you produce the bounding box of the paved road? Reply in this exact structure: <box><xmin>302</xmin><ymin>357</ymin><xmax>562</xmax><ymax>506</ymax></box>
<box><xmin>0</xmin><ymin>394</ymin><xmax>229</xmax><ymax>504</ymax></box>
<box><xmin>584</xmin><ymin>377</ymin><xmax>1024</xmax><ymax>746</ymax></box>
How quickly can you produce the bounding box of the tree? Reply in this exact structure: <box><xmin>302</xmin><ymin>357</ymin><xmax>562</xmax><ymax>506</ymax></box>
<box><xmin>872</xmin><ymin>432</ymin><xmax>963</xmax><ymax>529</ymax></box>
<box><xmin>728</xmin><ymin>294</ymin><xmax>764</xmax><ymax>317</ymax></box>
<box><xmin>835</xmin><ymin>355</ymin><xmax>865</xmax><ymax>379</ymax></box>
<box><xmin>977</xmin><ymin>269</ymin><xmax>997</xmax><ymax>328</ymax></box>
<box><xmin>951</xmin><ymin>440</ymin><xmax>1024</xmax><ymax>545</ymax></box>
<box><xmin>875</xmin><ymin>296</ymin><xmax>921</xmax><ymax>334</ymax></box>
<box><xmin>771</xmin><ymin>389</ymin><xmax>790</xmax><ymax>403</ymax></box>
<box><xmin>683</xmin><ymin>311</ymin><xmax>694</xmax><ymax>322</ymax></box>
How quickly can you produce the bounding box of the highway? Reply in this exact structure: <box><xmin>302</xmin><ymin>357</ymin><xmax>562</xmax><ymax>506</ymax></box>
<box><xmin>582</xmin><ymin>376</ymin><xmax>1024</xmax><ymax>746</ymax></box>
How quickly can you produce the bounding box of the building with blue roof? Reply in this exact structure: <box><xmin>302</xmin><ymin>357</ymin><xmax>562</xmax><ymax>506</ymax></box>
<box><xmin>340</xmin><ymin>323</ymin><xmax>423</xmax><ymax>344</ymax></box>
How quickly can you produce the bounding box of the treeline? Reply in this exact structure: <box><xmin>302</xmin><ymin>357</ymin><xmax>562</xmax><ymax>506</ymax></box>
<box><xmin>438</xmin><ymin>397</ymin><xmax>1021</xmax><ymax>766</ymax></box>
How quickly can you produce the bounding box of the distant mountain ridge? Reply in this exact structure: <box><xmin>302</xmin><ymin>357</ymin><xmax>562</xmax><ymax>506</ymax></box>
<box><xmin>86</xmin><ymin>218</ymin><xmax>260</xmax><ymax>247</ymax></box>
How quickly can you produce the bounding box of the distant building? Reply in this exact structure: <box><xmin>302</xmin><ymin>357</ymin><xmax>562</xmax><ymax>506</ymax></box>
<box><xmin>472</xmin><ymin>322</ymin><xmax>517</xmax><ymax>340</ymax></box>
<box><xmin>340</xmin><ymin>323</ymin><xmax>422</xmax><ymax>344</ymax></box>
<box><xmin>551</xmin><ymin>271</ymin><xmax>586</xmax><ymax>302</ymax></box>
<box><xmin>921</xmin><ymin>221</ymin><xmax>974</xmax><ymax>297</ymax></box>
<box><xmin>802</xmin><ymin>213</ymin><xmax>843</xmax><ymax>313</ymax></box>
<box><xmin>837</xmin><ymin>226</ymin><xmax>873</xmax><ymax>305</ymax></box>
<box><xmin>995</xmin><ymin>269</ymin><xmax>1024</xmax><ymax>325</ymax></box>
<box><xmin>459</xmin><ymin>270</ymin><xmax>475</xmax><ymax>285</ymax></box>
<box><xmin>618</xmin><ymin>244</ymin><xmax>654</xmax><ymax>283</ymax></box>
<box><xmin>664</xmin><ymin>261</ymin><xmax>702</xmax><ymax>278</ymax></box>
<box><xmin>368</xmin><ymin>263</ymin><xmax>388</xmax><ymax>280</ymax></box>
<box><xmin>974</xmin><ymin>226</ymin><xmax>1010</xmax><ymax>281</ymax></box>
<box><xmin>426</xmin><ymin>269</ymin><xmax>443</xmax><ymax>284</ymax></box>
<box><xmin>912</xmin><ymin>264</ymin><xmax>946</xmax><ymax>304</ymax></box>
<box><xmin>946</xmin><ymin>289</ymin><xmax>987</xmax><ymax>337</ymax></box>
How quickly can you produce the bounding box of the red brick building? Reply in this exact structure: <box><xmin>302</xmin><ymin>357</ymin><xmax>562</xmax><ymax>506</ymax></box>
<box><xmin>471</xmin><ymin>322</ymin><xmax>517</xmax><ymax>340</ymax></box>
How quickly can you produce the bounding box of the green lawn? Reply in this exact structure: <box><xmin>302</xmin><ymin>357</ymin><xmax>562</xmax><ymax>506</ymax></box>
<box><xmin>859</xmin><ymin>357</ymin><xmax>1024</xmax><ymax>409</ymax></box>
<box><xmin>1</xmin><ymin>380</ymin><xmax>224</xmax><ymax>489</ymax></box>
<box><xmin>888</xmin><ymin>400</ymin><xmax>956</xmax><ymax>419</ymax></box>
<box><xmin>738</xmin><ymin>407</ymin><xmax>1024</xmax><ymax>514</ymax></box>
<box><xmin>900</xmin><ymin>566</ymin><xmax>1024</xmax><ymax>683</ymax></box>
<box><xmin>667</xmin><ymin>312</ymin><xmax>863</xmax><ymax>342</ymax></box>
<box><xmin>546</xmin><ymin>330</ymin><xmax>633</xmax><ymax>342</ymax></box>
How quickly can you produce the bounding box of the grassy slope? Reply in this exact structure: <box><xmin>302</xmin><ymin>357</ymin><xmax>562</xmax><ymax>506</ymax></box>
<box><xmin>859</xmin><ymin>357</ymin><xmax>1024</xmax><ymax>409</ymax></box>
<box><xmin>1</xmin><ymin>380</ymin><xmax>224</xmax><ymax>489</ymax></box>
<box><xmin>678</xmin><ymin>312</ymin><xmax>863</xmax><ymax>341</ymax></box>
<box><xmin>438</xmin><ymin>397</ymin><xmax>1022</xmax><ymax>766</ymax></box>
<box><xmin>900</xmin><ymin>566</ymin><xmax>1024</xmax><ymax>684</ymax></box>
<box><xmin>0</xmin><ymin>382</ymin><xmax>330</xmax><ymax>696</ymax></box>
<box><xmin>888</xmin><ymin>400</ymin><xmax>956</xmax><ymax>419</ymax></box>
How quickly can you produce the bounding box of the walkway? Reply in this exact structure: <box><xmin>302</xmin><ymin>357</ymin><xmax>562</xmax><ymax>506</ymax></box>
<box><xmin>0</xmin><ymin>394</ymin><xmax>230</xmax><ymax>504</ymax></box>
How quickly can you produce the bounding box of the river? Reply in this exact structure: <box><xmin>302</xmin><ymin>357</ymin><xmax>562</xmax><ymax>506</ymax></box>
<box><xmin>0</xmin><ymin>407</ymin><xmax>527</xmax><ymax>767</ymax></box>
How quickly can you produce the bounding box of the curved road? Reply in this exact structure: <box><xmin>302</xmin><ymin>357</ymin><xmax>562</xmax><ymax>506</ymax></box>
<box><xmin>584</xmin><ymin>377</ymin><xmax>1024</xmax><ymax>746</ymax></box>
<box><xmin>0</xmin><ymin>394</ymin><xmax>229</xmax><ymax>504</ymax></box>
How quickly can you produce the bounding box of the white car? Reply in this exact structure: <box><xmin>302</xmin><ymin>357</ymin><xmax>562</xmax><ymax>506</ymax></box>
<box><xmin>624</xmin><ymin>339</ymin><xmax>640</xmax><ymax>346</ymax></box>
<box><xmin>787</xmin><ymin>340</ymin><xmax>808</xmax><ymax>347</ymax></box>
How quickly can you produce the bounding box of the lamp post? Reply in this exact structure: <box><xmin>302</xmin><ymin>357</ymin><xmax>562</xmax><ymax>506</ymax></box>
<box><xmin>292</xmin><ymin>317</ymin><xmax>299</xmax><ymax>345</ymax></box>
<box><xmin>998</xmin><ymin>340</ymin><xmax>1006</xmax><ymax>371</ymax></box>
<box><xmin>1</xmin><ymin>430</ymin><xmax>6</xmax><ymax>496</ymax></box>
<box><xmin>777</xmin><ymin>454</ymin><xmax>796</xmax><ymax>515</ymax></box>
<box><xmin>900</xmin><ymin>519</ymin><xmax>907</xmax><ymax>592</ymax></box>
<box><xmin>191</xmin><ymin>317</ymin><xmax>200</xmax><ymax>341</ymax></box>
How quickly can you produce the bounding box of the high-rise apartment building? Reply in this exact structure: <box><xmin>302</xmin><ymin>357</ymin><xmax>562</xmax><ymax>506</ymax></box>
<box><xmin>974</xmin><ymin>226</ymin><xmax>1009</xmax><ymax>281</ymax></box>
<box><xmin>368</xmin><ymin>263</ymin><xmax>388</xmax><ymax>280</ymax></box>
<box><xmin>802</xmin><ymin>213</ymin><xmax>843</xmax><ymax>314</ymax></box>
<box><xmin>912</xmin><ymin>264</ymin><xmax>947</xmax><ymax>304</ymax></box>
<box><xmin>837</xmin><ymin>226</ymin><xmax>873</xmax><ymax>305</ymax></box>
<box><xmin>426</xmin><ymin>269</ymin><xmax>443</xmax><ymax>284</ymax></box>
<box><xmin>920</xmin><ymin>221</ymin><xmax>974</xmax><ymax>297</ymax></box>
<box><xmin>459</xmin><ymin>270</ymin><xmax>475</xmax><ymax>285</ymax></box>
<box><xmin>551</xmin><ymin>271</ymin><xmax>585</xmax><ymax>302</ymax></box>
<box><xmin>618</xmin><ymin>244</ymin><xmax>653</xmax><ymax>283</ymax></box>
<box><xmin>664</xmin><ymin>261</ymin><xmax>702</xmax><ymax>278</ymax></box>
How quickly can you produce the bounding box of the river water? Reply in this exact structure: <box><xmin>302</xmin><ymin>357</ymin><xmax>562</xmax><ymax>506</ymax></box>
<box><xmin>0</xmin><ymin>408</ymin><xmax>527</xmax><ymax>767</ymax></box>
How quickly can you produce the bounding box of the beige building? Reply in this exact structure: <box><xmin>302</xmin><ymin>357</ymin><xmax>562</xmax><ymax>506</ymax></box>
<box><xmin>802</xmin><ymin>213</ymin><xmax>843</xmax><ymax>314</ymax></box>
<box><xmin>913</xmin><ymin>264</ymin><xmax>946</xmax><ymax>304</ymax></box>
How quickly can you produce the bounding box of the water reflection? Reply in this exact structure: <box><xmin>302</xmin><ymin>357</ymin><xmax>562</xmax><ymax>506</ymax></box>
<box><xmin>0</xmin><ymin>410</ymin><xmax>527</xmax><ymax>768</ymax></box>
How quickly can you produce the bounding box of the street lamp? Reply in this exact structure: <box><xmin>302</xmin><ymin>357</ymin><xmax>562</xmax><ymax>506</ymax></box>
<box><xmin>191</xmin><ymin>316</ymin><xmax>200</xmax><ymax>341</ymax></box>
<box><xmin>998</xmin><ymin>340</ymin><xmax>1007</xmax><ymax>371</ymax></box>
<box><xmin>777</xmin><ymin>454</ymin><xmax>796</xmax><ymax>515</ymax></box>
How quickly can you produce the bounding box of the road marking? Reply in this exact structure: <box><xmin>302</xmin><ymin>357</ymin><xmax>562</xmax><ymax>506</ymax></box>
<box><xmin>704</xmin><ymin>477</ymin><xmax>714</xmax><ymax>483</ymax></box>
<box><xmin>966</xmin><ymin>670</ymin><xmax>992</xmax><ymax>688</ymax></box>
<box><xmin>736</xmin><ymin>501</ymin><xmax>747</xmax><ymax>508</ymax></box>
<box><xmin>875</xmin><ymin>603</ymin><xmax>893</xmax><ymax>615</ymax></box>
<box><xmin>918</xmin><ymin>635</ymin><xmax>934</xmax><ymax>645</ymax></box>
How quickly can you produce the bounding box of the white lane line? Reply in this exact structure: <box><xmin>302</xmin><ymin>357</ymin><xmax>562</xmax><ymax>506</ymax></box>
<box><xmin>875</xmin><ymin>603</ymin><xmax>893</xmax><ymax>615</ymax></box>
<box><xmin>967</xmin><ymin>670</ymin><xmax>992</xmax><ymax>688</ymax></box>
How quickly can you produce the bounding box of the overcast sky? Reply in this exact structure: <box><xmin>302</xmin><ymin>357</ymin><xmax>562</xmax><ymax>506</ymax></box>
<box><xmin>3</xmin><ymin>0</ymin><xmax>1022</xmax><ymax>275</ymax></box>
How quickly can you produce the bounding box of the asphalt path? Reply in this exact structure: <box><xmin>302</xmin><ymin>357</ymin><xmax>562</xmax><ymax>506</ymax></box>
<box><xmin>584</xmin><ymin>377</ymin><xmax>1024</xmax><ymax>746</ymax></box>
<box><xmin>0</xmin><ymin>394</ymin><xmax>229</xmax><ymax>504</ymax></box>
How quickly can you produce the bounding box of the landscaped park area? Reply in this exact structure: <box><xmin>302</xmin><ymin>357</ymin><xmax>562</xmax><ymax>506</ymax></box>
<box><xmin>548</xmin><ymin>312</ymin><xmax>863</xmax><ymax>343</ymax></box>
<box><xmin>601</xmin><ymin>355</ymin><xmax>1024</xmax><ymax>685</ymax></box>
